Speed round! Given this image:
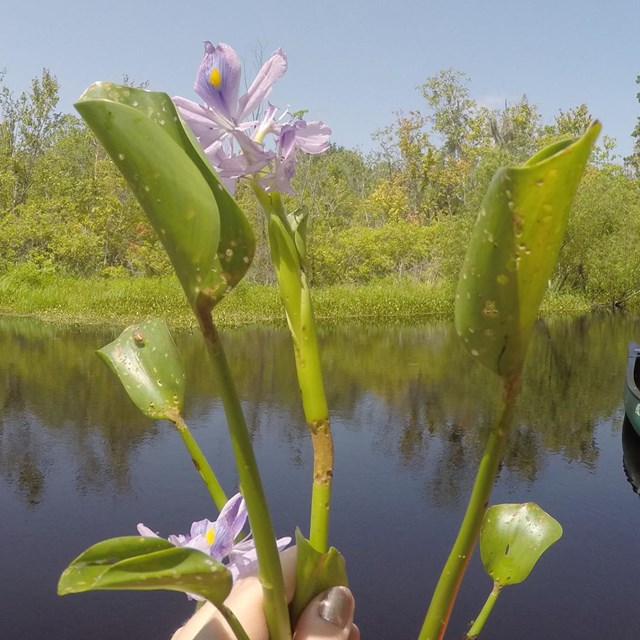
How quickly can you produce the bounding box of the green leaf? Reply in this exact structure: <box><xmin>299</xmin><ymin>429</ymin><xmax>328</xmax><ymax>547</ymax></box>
<box><xmin>75</xmin><ymin>83</ymin><xmax>254</xmax><ymax>311</ymax></box>
<box><xmin>97</xmin><ymin>317</ymin><xmax>185</xmax><ymax>420</ymax></box>
<box><xmin>455</xmin><ymin>122</ymin><xmax>600</xmax><ymax>377</ymax></box>
<box><xmin>58</xmin><ymin>536</ymin><xmax>232</xmax><ymax>604</ymax></box>
<box><xmin>479</xmin><ymin>502</ymin><xmax>563</xmax><ymax>586</ymax></box>
<box><xmin>291</xmin><ymin>529</ymin><xmax>348</xmax><ymax>624</ymax></box>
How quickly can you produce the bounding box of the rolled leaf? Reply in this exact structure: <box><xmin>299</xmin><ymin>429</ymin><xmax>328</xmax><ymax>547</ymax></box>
<box><xmin>455</xmin><ymin>122</ymin><xmax>600</xmax><ymax>377</ymax></box>
<box><xmin>291</xmin><ymin>529</ymin><xmax>348</xmax><ymax>624</ymax></box>
<box><xmin>286</xmin><ymin>205</ymin><xmax>310</xmax><ymax>269</ymax></box>
<box><xmin>97</xmin><ymin>318</ymin><xmax>185</xmax><ymax>420</ymax></box>
<box><xmin>268</xmin><ymin>214</ymin><xmax>303</xmax><ymax>335</ymax></box>
<box><xmin>479</xmin><ymin>502</ymin><xmax>562</xmax><ymax>586</ymax></box>
<box><xmin>58</xmin><ymin>536</ymin><xmax>232</xmax><ymax>604</ymax></box>
<box><xmin>75</xmin><ymin>83</ymin><xmax>254</xmax><ymax>311</ymax></box>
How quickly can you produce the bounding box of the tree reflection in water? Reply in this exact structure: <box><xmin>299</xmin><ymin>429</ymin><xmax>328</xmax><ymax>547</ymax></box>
<box><xmin>0</xmin><ymin>313</ymin><xmax>632</xmax><ymax>508</ymax></box>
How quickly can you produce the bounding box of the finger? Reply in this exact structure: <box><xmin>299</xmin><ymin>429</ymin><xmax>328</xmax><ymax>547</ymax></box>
<box><xmin>293</xmin><ymin>586</ymin><xmax>356</xmax><ymax>640</ymax></box>
<box><xmin>171</xmin><ymin>547</ymin><xmax>298</xmax><ymax>640</ymax></box>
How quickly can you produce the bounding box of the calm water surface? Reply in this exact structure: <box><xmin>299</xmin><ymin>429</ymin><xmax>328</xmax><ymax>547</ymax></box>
<box><xmin>2</xmin><ymin>315</ymin><xmax>640</xmax><ymax>639</ymax></box>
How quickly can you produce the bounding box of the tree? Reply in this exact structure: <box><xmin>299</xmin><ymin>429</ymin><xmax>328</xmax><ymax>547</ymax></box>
<box><xmin>0</xmin><ymin>68</ymin><xmax>63</xmax><ymax>210</ymax></box>
<box><xmin>419</xmin><ymin>69</ymin><xmax>480</xmax><ymax>160</ymax></box>
<box><xmin>627</xmin><ymin>75</ymin><xmax>640</xmax><ymax>176</ymax></box>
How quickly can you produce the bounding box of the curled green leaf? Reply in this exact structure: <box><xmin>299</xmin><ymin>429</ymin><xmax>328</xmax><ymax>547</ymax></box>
<box><xmin>480</xmin><ymin>502</ymin><xmax>563</xmax><ymax>587</ymax></box>
<box><xmin>455</xmin><ymin>122</ymin><xmax>600</xmax><ymax>376</ymax></box>
<box><xmin>75</xmin><ymin>83</ymin><xmax>254</xmax><ymax>311</ymax></box>
<box><xmin>97</xmin><ymin>317</ymin><xmax>185</xmax><ymax>420</ymax></box>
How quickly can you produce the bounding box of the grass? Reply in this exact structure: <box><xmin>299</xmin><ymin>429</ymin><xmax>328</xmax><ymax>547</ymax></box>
<box><xmin>0</xmin><ymin>266</ymin><xmax>595</xmax><ymax>329</ymax></box>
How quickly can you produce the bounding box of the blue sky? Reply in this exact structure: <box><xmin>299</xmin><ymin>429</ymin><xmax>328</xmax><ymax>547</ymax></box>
<box><xmin>2</xmin><ymin>0</ymin><xmax>639</xmax><ymax>159</ymax></box>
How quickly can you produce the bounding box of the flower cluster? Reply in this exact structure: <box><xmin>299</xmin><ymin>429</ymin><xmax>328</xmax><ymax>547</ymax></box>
<box><xmin>173</xmin><ymin>42</ymin><xmax>331</xmax><ymax>194</ymax></box>
<box><xmin>138</xmin><ymin>492</ymin><xmax>290</xmax><ymax>597</ymax></box>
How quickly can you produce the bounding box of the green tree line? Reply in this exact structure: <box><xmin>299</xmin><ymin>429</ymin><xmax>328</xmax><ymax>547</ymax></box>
<box><xmin>2</xmin><ymin>68</ymin><xmax>640</xmax><ymax>307</ymax></box>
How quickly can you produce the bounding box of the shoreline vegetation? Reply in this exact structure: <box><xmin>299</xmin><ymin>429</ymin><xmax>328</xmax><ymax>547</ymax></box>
<box><xmin>0</xmin><ymin>269</ymin><xmax>597</xmax><ymax>330</ymax></box>
<box><xmin>2</xmin><ymin>72</ymin><xmax>640</xmax><ymax>327</ymax></box>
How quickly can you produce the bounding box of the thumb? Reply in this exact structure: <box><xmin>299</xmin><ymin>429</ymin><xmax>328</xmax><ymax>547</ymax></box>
<box><xmin>293</xmin><ymin>586</ymin><xmax>359</xmax><ymax>640</ymax></box>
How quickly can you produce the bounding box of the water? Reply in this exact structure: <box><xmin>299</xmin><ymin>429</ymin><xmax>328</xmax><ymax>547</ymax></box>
<box><xmin>1</xmin><ymin>314</ymin><xmax>640</xmax><ymax>639</ymax></box>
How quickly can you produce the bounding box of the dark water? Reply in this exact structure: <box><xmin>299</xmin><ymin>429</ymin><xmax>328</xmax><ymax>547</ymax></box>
<box><xmin>2</xmin><ymin>314</ymin><xmax>640</xmax><ymax>639</ymax></box>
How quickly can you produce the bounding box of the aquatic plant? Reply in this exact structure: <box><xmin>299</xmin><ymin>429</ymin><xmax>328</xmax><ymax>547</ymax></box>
<box><xmin>57</xmin><ymin>39</ymin><xmax>598</xmax><ymax>640</ymax></box>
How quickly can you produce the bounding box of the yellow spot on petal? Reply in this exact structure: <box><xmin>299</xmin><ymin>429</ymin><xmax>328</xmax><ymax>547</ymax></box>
<box><xmin>206</xmin><ymin>528</ymin><xmax>216</xmax><ymax>546</ymax></box>
<box><xmin>209</xmin><ymin>68</ymin><xmax>222</xmax><ymax>89</ymax></box>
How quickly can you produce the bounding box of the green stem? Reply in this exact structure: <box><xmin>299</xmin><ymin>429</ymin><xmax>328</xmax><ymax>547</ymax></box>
<box><xmin>418</xmin><ymin>374</ymin><xmax>520</xmax><ymax>640</ymax></box>
<box><xmin>465</xmin><ymin>583</ymin><xmax>502</xmax><ymax>639</ymax></box>
<box><xmin>220</xmin><ymin>604</ymin><xmax>251</xmax><ymax>640</ymax></box>
<box><xmin>197</xmin><ymin>310</ymin><xmax>291</xmax><ymax>640</ymax></box>
<box><xmin>251</xmin><ymin>184</ymin><xmax>334</xmax><ymax>553</ymax></box>
<box><xmin>297</xmin><ymin>277</ymin><xmax>333</xmax><ymax>552</ymax></box>
<box><xmin>172</xmin><ymin>415</ymin><xmax>228</xmax><ymax>511</ymax></box>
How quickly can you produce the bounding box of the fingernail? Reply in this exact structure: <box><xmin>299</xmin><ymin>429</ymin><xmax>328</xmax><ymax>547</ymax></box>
<box><xmin>318</xmin><ymin>586</ymin><xmax>353</xmax><ymax>628</ymax></box>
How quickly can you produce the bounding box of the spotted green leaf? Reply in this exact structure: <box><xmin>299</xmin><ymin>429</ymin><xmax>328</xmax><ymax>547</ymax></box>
<box><xmin>455</xmin><ymin>122</ymin><xmax>600</xmax><ymax>377</ymax></box>
<box><xmin>97</xmin><ymin>318</ymin><xmax>185</xmax><ymax>420</ymax></box>
<box><xmin>291</xmin><ymin>529</ymin><xmax>348</xmax><ymax>624</ymax></box>
<box><xmin>75</xmin><ymin>83</ymin><xmax>254</xmax><ymax>312</ymax></box>
<box><xmin>479</xmin><ymin>502</ymin><xmax>563</xmax><ymax>586</ymax></box>
<box><xmin>58</xmin><ymin>536</ymin><xmax>232</xmax><ymax>604</ymax></box>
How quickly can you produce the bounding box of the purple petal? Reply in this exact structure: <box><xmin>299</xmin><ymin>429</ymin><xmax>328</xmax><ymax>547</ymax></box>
<box><xmin>227</xmin><ymin>540</ymin><xmax>258</xmax><ymax>580</ymax></box>
<box><xmin>210</xmin><ymin>493</ymin><xmax>248</xmax><ymax>560</ymax></box>
<box><xmin>172</xmin><ymin>97</ymin><xmax>226</xmax><ymax>147</ymax></box>
<box><xmin>137</xmin><ymin>523</ymin><xmax>159</xmax><ymax>538</ymax></box>
<box><xmin>184</xmin><ymin>534</ymin><xmax>212</xmax><ymax>554</ymax></box>
<box><xmin>238</xmin><ymin>49</ymin><xmax>287</xmax><ymax>120</ymax></box>
<box><xmin>216</xmin><ymin>133</ymin><xmax>274</xmax><ymax>183</ymax></box>
<box><xmin>233</xmin><ymin>130</ymin><xmax>273</xmax><ymax>168</ymax></box>
<box><xmin>292</xmin><ymin>120</ymin><xmax>332</xmax><ymax>154</ymax></box>
<box><xmin>259</xmin><ymin>125</ymin><xmax>298</xmax><ymax>194</ymax></box>
<box><xmin>227</xmin><ymin>536</ymin><xmax>292</xmax><ymax>580</ymax></box>
<box><xmin>194</xmin><ymin>42</ymin><xmax>241</xmax><ymax>122</ymax></box>
<box><xmin>189</xmin><ymin>518</ymin><xmax>213</xmax><ymax>539</ymax></box>
<box><xmin>167</xmin><ymin>533</ymin><xmax>189</xmax><ymax>546</ymax></box>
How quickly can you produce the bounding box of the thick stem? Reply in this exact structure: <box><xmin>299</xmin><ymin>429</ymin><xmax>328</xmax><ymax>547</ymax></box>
<box><xmin>173</xmin><ymin>414</ymin><xmax>228</xmax><ymax>511</ymax></box>
<box><xmin>197</xmin><ymin>310</ymin><xmax>291</xmax><ymax>640</ymax></box>
<box><xmin>418</xmin><ymin>374</ymin><xmax>520</xmax><ymax>640</ymax></box>
<box><xmin>251</xmin><ymin>184</ymin><xmax>334</xmax><ymax>552</ymax></box>
<box><xmin>295</xmin><ymin>279</ymin><xmax>333</xmax><ymax>552</ymax></box>
<box><xmin>465</xmin><ymin>583</ymin><xmax>502</xmax><ymax>639</ymax></box>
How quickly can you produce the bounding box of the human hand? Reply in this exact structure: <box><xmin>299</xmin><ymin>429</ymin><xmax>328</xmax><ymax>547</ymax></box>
<box><xmin>171</xmin><ymin>547</ymin><xmax>358</xmax><ymax>640</ymax></box>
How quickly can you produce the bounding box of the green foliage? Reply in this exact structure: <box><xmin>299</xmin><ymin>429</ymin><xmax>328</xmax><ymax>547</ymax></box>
<box><xmin>58</xmin><ymin>536</ymin><xmax>232</xmax><ymax>604</ymax></box>
<box><xmin>480</xmin><ymin>503</ymin><xmax>562</xmax><ymax>586</ymax></box>
<box><xmin>555</xmin><ymin>166</ymin><xmax>640</xmax><ymax>306</ymax></box>
<box><xmin>0</xmin><ymin>71</ymin><xmax>171</xmax><ymax>277</ymax></box>
<box><xmin>0</xmin><ymin>68</ymin><xmax>63</xmax><ymax>209</ymax></box>
<box><xmin>310</xmin><ymin>221</ymin><xmax>438</xmax><ymax>285</ymax></box>
<box><xmin>98</xmin><ymin>318</ymin><xmax>186</xmax><ymax>420</ymax></box>
<box><xmin>0</xmin><ymin>68</ymin><xmax>637</xmax><ymax>310</ymax></box>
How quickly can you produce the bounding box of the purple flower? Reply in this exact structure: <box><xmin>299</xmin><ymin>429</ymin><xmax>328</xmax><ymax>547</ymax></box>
<box><xmin>137</xmin><ymin>492</ymin><xmax>291</xmax><ymax>596</ymax></box>
<box><xmin>173</xmin><ymin>42</ymin><xmax>331</xmax><ymax>193</ymax></box>
<box><xmin>259</xmin><ymin>119</ymin><xmax>332</xmax><ymax>195</ymax></box>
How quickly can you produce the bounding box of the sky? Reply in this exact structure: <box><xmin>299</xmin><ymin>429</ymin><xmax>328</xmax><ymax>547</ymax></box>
<box><xmin>1</xmin><ymin>0</ymin><xmax>639</xmax><ymax>160</ymax></box>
